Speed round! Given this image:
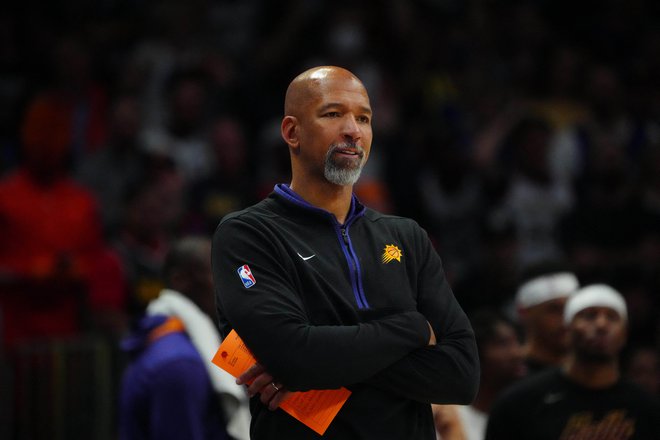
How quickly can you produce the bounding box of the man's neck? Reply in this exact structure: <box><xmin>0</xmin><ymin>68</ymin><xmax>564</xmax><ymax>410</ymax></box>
<box><xmin>563</xmin><ymin>354</ymin><xmax>619</xmax><ymax>389</ymax></box>
<box><xmin>290</xmin><ymin>178</ymin><xmax>354</xmax><ymax>224</ymax></box>
<box><xmin>524</xmin><ymin>341</ymin><xmax>566</xmax><ymax>368</ymax></box>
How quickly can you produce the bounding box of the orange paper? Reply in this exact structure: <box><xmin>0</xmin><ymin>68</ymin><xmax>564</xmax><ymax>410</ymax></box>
<box><xmin>212</xmin><ymin>330</ymin><xmax>351</xmax><ymax>435</ymax></box>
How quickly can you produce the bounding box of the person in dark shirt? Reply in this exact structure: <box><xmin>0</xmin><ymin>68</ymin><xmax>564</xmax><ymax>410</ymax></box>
<box><xmin>433</xmin><ymin>309</ymin><xmax>527</xmax><ymax>440</ymax></box>
<box><xmin>486</xmin><ymin>284</ymin><xmax>660</xmax><ymax>440</ymax></box>
<box><xmin>514</xmin><ymin>262</ymin><xmax>579</xmax><ymax>375</ymax></box>
<box><xmin>211</xmin><ymin>65</ymin><xmax>479</xmax><ymax>439</ymax></box>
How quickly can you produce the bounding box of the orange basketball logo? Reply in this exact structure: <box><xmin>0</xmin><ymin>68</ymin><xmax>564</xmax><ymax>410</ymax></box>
<box><xmin>382</xmin><ymin>244</ymin><xmax>402</xmax><ymax>264</ymax></box>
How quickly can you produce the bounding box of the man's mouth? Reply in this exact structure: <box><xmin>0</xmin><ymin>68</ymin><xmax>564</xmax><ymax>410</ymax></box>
<box><xmin>331</xmin><ymin>144</ymin><xmax>363</xmax><ymax>158</ymax></box>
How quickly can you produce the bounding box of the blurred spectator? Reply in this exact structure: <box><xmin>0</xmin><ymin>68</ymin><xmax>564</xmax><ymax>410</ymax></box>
<box><xmin>253</xmin><ymin>117</ymin><xmax>292</xmax><ymax>200</ymax></box>
<box><xmin>26</xmin><ymin>36</ymin><xmax>110</xmax><ymax>168</ymax></box>
<box><xmin>113</xmin><ymin>155</ymin><xmax>184</xmax><ymax>317</ymax></box>
<box><xmin>114</xmin><ymin>166</ymin><xmax>184</xmax><ymax>319</ymax></box>
<box><xmin>0</xmin><ymin>96</ymin><xmax>126</xmax><ymax>349</ymax></box>
<box><xmin>141</xmin><ymin>69</ymin><xmax>214</xmax><ymax>185</ymax></box>
<box><xmin>622</xmin><ymin>345</ymin><xmax>660</xmax><ymax>397</ymax></box>
<box><xmin>183</xmin><ymin>115</ymin><xmax>257</xmax><ymax>236</ymax></box>
<box><xmin>416</xmin><ymin>142</ymin><xmax>484</xmax><ymax>286</ymax></box>
<box><xmin>636</xmin><ymin>146</ymin><xmax>660</xmax><ymax>282</ymax></box>
<box><xmin>489</xmin><ymin>116</ymin><xmax>574</xmax><ymax>270</ymax></box>
<box><xmin>52</xmin><ymin>36</ymin><xmax>109</xmax><ymax>157</ymax></box>
<box><xmin>561</xmin><ymin>145</ymin><xmax>645</xmax><ymax>284</ymax></box>
<box><xmin>76</xmin><ymin>94</ymin><xmax>150</xmax><ymax>239</ymax></box>
<box><xmin>549</xmin><ymin>65</ymin><xmax>643</xmax><ymax>183</ymax></box>
<box><xmin>514</xmin><ymin>261</ymin><xmax>579</xmax><ymax>375</ymax></box>
<box><xmin>119</xmin><ymin>236</ymin><xmax>249</xmax><ymax>440</ymax></box>
<box><xmin>434</xmin><ymin>309</ymin><xmax>526</xmax><ymax>440</ymax></box>
<box><xmin>529</xmin><ymin>45</ymin><xmax>589</xmax><ymax>132</ymax></box>
<box><xmin>454</xmin><ymin>224</ymin><xmax>519</xmax><ymax>314</ymax></box>
<box><xmin>486</xmin><ymin>284</ymin><xmax>660</xmax><ymax>439</ymax></box>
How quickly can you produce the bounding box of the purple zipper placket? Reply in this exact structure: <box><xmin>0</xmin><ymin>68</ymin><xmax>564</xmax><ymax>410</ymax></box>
<box><xmin>274</xmin><ymin>184</ymin><xmax>369</xmax><ymax>310</ymax></box>
<box><xmin>335</xmin><ymin>217</ymin><xmax>370</xmax><ymax>310</ymax></box>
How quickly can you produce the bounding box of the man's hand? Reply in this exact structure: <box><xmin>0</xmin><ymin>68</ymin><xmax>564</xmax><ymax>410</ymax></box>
<box><xmin>427</xmin><ymin>321</ymin><xmax>437</xmax><ymax>346</ymax></box>
<box><xmin>236</xmin><ymin>363</ymin><xmax>292</xmax><ymax>410</ymax></box>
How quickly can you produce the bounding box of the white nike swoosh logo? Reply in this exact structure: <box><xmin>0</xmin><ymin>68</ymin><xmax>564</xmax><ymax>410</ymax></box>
<box><xmin>543</xmin><ymin>392</ymin><xmax>564</xmax><ymax>404</ymax></box>
<box><xmin>297</xmin><ymin>253</ymin><xmax>316</xmax><ymax>261</ymax></box>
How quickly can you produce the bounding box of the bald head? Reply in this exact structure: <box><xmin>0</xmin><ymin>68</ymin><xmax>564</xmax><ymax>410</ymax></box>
<box><xmin>284</xmin><ymin>66</ymin><xmax>367</xmax><ymax>117</ymax></box>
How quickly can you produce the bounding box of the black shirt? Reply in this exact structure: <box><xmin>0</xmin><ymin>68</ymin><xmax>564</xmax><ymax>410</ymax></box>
<box><xmin>486</xmin><ymin>368</ymin><xmax>660</xmax><ymax>440</ymax></box>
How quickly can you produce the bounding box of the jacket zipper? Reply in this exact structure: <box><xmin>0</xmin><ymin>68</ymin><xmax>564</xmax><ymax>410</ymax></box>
<box><xmin>340</xmin><ymin>226</ymin><xmax>370</xmax><ymax>309</ymax></box>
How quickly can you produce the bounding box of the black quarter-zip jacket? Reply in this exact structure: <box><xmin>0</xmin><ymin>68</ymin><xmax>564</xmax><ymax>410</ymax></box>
<box><xmin>212</xmin><ymin>184</ymin><xmax>479</xmax><ymax>440</ymax></box>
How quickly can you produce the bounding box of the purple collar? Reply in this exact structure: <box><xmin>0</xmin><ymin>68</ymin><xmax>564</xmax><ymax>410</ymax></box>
<box><xmin>274</xmin><ymin>183</ymin><xmax>365</xmax><ymax>225</ymax></box>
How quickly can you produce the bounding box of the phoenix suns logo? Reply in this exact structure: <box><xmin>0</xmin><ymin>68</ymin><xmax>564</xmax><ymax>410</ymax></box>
<box><xmin>382</xmin><ymin>244</ymin><xmax>402</xmax><ymax>263</ymax></box>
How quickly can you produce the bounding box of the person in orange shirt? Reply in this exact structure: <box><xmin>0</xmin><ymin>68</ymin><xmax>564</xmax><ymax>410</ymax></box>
<box><xmin>0</xmin><ymin>96</ymin><xmax>126</xmax><ymax>349</ymax></box>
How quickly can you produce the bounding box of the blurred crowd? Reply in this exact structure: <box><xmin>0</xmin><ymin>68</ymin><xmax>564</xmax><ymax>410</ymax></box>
<box><xmin>1</xmin><ymin>0</ymin><xmax>659</xmax><ymax>436</ymax></box>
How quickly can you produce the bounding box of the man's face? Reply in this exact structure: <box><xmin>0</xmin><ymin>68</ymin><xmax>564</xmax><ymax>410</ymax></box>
<box><xmin>296</xmin><ymin>75</ymin><xmax>373</xmax><ymax>186</ymax></box>
<box><xmin>527</xmin><ymin>296</ymin><xmax>570</xmax><ymax>353</ymax></box>
<box><xmin>482</xmin><ymin>322</ymin><xmax>527</xmax><ymax>385</ymax></box>
<box><xmin>569</xmin><ymin>306</ymin><xmax>627</xmax><ymax>362</ymax></box>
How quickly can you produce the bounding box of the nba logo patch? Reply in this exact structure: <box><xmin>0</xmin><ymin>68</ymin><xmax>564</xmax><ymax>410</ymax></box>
<box><xmin>237</xmin><ymin>264</ymin><xmax>256</xmax><ymax>288</ymax></box>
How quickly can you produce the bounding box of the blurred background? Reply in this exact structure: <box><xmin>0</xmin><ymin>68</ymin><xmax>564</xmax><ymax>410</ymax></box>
<box><xmin>1</xmin><ymin>0</ymin><xmax>659</xmax><ymax>438</ymax></box>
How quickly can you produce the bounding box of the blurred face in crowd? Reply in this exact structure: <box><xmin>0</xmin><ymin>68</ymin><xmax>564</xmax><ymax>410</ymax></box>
<box><xmin>569</xmin><ymin>306</ymin><xmax>627</xmax><ymax>363</ymax></box>
<box><xmin>110</xmin><ymin>96</ymin><xmax>141</xmax><ymax>144</ymax></box>
<box><xmin>283</xmin><ymin>66</ymin><xmax>373</xmax><ymax>187</ymax></box>
<box><xmin>187</xmin><ymin>242</ymin><xmax>216</xmax><ymax>319</ymax></box>
<box><xmin>21</xmin><ymin>98</ymin><xmax>72</xmax><ymax>182</ymax></box>
<box><xmin>169</xmin><ymin>77</ymin><xmax>206</xmax><ymax>133</ymax></box>
<box><xmin>525</xmin><ymin>296</ymin><xmax>570</xmax><ymax>354</ymax></box>
<box><xmin>624</xmin><ymin>347</ymin><xmax>660</xmax><ymax>395</ymax></box>
<box><xmin>481</xmin><ymin>321</ymin><xmax>527</xmax><ymax>386</ymax></box>
<box><xmin>515</xmin><ymin>122</ymin><xmax>552</xmax><ymax>183</ymax></box>
<box><xmin>211</xmin><ymin>117</ymin><xmax>247</xmax><ymax>177</ymax></box>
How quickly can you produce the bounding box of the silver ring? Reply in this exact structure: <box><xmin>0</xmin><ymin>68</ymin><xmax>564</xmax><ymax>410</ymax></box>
<box><xmin>271</xmin><ymin>382</ymin><xmax>280</xmax><ymax>392</ymax></box>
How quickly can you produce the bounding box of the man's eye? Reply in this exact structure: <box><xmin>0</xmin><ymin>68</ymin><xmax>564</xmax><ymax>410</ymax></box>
<box><xmin>357</xmin><ymin>116</ymin><xmax>370</xmax><ymax>124</ymax></box>
<box><xmin>324</xmin><ymin>112</ymin><xmax>341</xmax><ymax>117</ymax></box>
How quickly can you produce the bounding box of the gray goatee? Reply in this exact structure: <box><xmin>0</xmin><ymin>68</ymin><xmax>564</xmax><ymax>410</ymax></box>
<box><xmin>324</xmin><ymin>142</ymin><xmax>365</xmax><ymax>186</ymax></box>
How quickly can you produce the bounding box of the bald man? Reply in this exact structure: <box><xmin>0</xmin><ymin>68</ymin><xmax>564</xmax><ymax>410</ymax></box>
<box><xmin>211</xmin><ymin>66</ymin><xmax>479</xmax><ymax>439</ymax></box>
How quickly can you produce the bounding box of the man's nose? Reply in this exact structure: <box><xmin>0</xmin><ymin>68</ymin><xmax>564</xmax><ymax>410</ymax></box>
<box><xmin>341</xmin><ymin>115</ymin><xmax>361</xmax><ymax>139</ymax></box>
<box><xmin>593</xmin><ymin>312</ymin><xmax>611</xmax><ymax>330</ymax></box>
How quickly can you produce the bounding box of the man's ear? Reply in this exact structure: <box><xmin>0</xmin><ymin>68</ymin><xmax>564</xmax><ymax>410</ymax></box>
<box><xmin>281</xmin><ymin>116</ymin><xmax>300</xmax><ymax>151</ymax></box>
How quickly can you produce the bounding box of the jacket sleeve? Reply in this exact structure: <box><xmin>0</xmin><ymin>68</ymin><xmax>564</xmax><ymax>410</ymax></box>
<box><xmin>362</xmin><ymin>223</ymin><xmax>480</xmax><ymax>404</ymax></box>
<box><xmin>212</xmin><ymin>216</ymin><xmax>431</xmax><ymax>392</ymax></box>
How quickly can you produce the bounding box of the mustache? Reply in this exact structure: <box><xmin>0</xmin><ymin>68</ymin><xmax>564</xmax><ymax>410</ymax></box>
<box><xmin>328</xmin><ymin>141</ymin><xmax>365</xmax><ymax>157</ymax></box>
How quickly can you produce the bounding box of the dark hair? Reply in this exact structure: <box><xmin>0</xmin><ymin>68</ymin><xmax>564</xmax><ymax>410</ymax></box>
<box><xmin>469</xmin><ymin>309</ymin><xmax>518</xmax><ymax>357</ymax></box>
<box><xmin>162</xmin><ymin>236</ymin><xmax>210</xmax><ymax>286</ymax></box>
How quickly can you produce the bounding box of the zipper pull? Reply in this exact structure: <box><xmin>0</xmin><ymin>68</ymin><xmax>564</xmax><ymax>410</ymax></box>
<box><xmin>341</xmin><ymin>228</ymin><xmax>349</xmax><ymax>245</ymax></box>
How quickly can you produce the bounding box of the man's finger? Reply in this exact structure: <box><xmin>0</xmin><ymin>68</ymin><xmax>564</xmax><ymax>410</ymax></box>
<box><xmin>268</xmin><ymin>389</ymin><xmax>291</xmax><ymax>411</ymax></box>
<box><xmin>236</xmin><ymin>363</ymin><xmax>266</xmax><ymax>385</ymax></box>
<box><xmin>246</xmin><ymin>372</ymin><xmax>274</xmax><ymax>397</ymax></box>
<box><xmin>259</xmin><ymin>382</ymin><xmax>282</xmax><ymax>406</ymax></box>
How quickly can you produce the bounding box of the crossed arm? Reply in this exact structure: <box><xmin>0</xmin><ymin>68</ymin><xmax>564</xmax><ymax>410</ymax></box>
<box><xmin>212</xmin><ymin>218</ymin><xmax>478</xmax><ymax>409</ymax></box>
<box><xmin>236</xmin><ymin>322</ymin><xmax>438</xmax><ymax>410</ymax></box>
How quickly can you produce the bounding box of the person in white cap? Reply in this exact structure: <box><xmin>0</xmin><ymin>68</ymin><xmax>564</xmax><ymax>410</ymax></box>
<box><xmin>486</xmin><ymin>284</ymin><xmax>660</xmax><ymax>440</ymax></box>
<box><xmin>514</xmin><ymin>262</ymin><xmax>579</xmax><ymax>375</ymax></box>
